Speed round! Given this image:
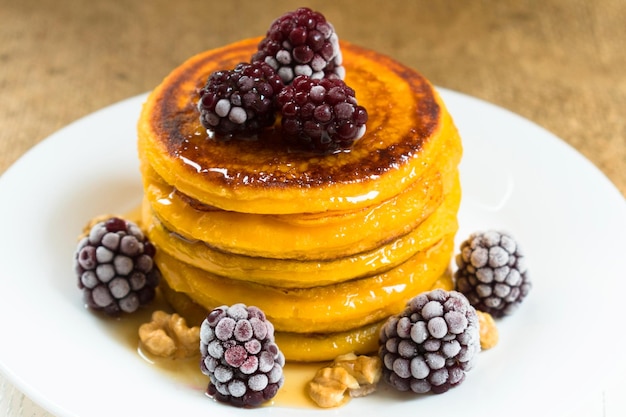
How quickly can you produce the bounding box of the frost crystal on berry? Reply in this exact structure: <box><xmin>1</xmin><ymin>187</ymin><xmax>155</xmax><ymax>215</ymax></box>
<box><xmin>379</xmin><ymin>290</ymin><xmax>480</xmax><ymax>394</ymax></box>
<box><xmin>200</xmin><ymin>304</ymin><xmax>284</xmax><ymax>407</ymax></box>
<box><xmin>454</xmin><ymin>231</ymin><xmax>531</xmax><ymax>317</ymax></box>
<box><xmin>252</xmin><ymin>7</ymin><xmax>345</xmax><ymax>84</ymax></box>
<box><xmin>74</xmin><ymin>217</ymin><xmax>160</xmax><ymax>315</ymax></box>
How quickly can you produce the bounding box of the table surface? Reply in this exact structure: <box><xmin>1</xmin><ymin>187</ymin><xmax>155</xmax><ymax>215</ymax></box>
<box><xmin>1</xmin><ymin>1</ymin><xmax>625</xmax><ymax>416</ymax></box>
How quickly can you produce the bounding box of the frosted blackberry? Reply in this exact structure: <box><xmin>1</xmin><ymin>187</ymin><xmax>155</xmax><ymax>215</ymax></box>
<box><xmin>198</xmin><ymin>62</ymin><xmax>284</xmax><ymax>136</ymax></box>
<box><xmin>379</xmin><ymin>289</ymin><xmax>480</xmax><ymax>394</ymax></box>
<box><xmin>74</xmin><ymin>217</ymin><xmax>160</xmax><ymax>315</ymax></box>
<box><xmin>252</xmin><ymin>7</ymin><xmax>344</xmax><ymax>84</ymax></box>
<box><xmin>200</xmin><ymin>303</ymin><xmax>285</xmax><ymax>407</ymax></box>
<box><xmin>276</xmin><ymin>75</ymin><xmax>368</xmax><ymax>152</ymax></box>
<box><xmin>454</xmin><ymin>231</ymin><xmax>531</xmax><ymax>318</ymax></box>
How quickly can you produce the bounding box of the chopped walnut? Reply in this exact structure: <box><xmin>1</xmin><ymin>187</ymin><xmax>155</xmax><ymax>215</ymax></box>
<box><xmin>307</xmin><ymin>353</ymin><xmax>382</xmax><ymax>408</ymax></box>
<box><xmin>333</xmin><ymin>352</ymin><xmax>382</xmax><ymax>387</ymax></box>
<box><xmin>308</xmin><ymin>367</ymin><xmax>359</xmax><ymax>408</ymax></box>
<box><xmin>79</xmin><ymin>212</ymin><xmax>143</xmax><ymax>241</ymax></box>
<box><xmin>78</xmin><ymin>214</ymin><xmax>118</xmax><ymax>240</ymax></box>
<box><xmin>477</xmin><ymin>310</ymin><xmax>499</xmax><ymax>349</ymax></box>
<box><xmin>139</xmin><ymin>311</ymin><xmax>200</xmax><ymax>359</ymax></box>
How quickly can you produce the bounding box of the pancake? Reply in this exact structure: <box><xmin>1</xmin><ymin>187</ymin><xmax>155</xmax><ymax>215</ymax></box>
<box><xmin>142</xmin><ymin>174</ymin><xmax>460</xmax><ymax>287</ymax></box>
<box><xmin>140</xmin><ymin>159</ymin><xmax>448</xmax><ymax>259</ymax></box>
<box><xmin>137</xmin><ymin>37</ymin><xmax>460</xmax><ymax>215</ymax></box>
<box><xmin>137</xmin><ymin>37</ymin><xmax>463</xmax><ymax>362</ymax></box>
<box><xmin>160</xmin><ymin>269</ymin><xmax>455</xmax><ymax>363</ymax></box>
<box><xmin>154</xmin><ymin>235</ymin><xmax>454</xmax><ymax>334</ymax></box>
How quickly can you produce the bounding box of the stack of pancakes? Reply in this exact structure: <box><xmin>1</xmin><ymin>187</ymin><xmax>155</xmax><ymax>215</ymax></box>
<box><xmin>137</xmin><ymin>38</ymin><xmax>462</xmax><ymax>362</ymax></box>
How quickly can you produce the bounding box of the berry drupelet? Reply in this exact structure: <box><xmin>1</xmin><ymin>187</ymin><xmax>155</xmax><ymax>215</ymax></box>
<box><xmin>454</xmin><ymin>230</ymin><xmax>531</xmax><ymax>318</ymax></box>
<box><xmin>379</xmin><ymin>290</ymin><xmax>480</xmax><ymax>395</ymax></box>
<box><xmin>276</xmin><ymin>75</ymin><xmax>368</xmax><ymax>152</ymax></box>
<box><xmin>198</xmin><ymin>62</ymin><xmax>284</xmax><ymax>136</ymax></box>
<box><xmin>74</xmin><ymin>217</ymin><xmax>160</xmax><ymax>315</ymax></box>
<box><xmin>252</xmin><ymin>7</ymin><xmax>345</xmax><ymax>85</ymax></box>
<box><xmin>200</xmin><ymin>303</ymin><xmax>285</xmax><ymax>407</ymax></box>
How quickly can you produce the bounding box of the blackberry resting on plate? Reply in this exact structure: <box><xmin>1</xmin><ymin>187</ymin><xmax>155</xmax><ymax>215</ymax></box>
<box><xmin>454</xmin><ymin>230</ymin><xmax>531</xmax><ymax>318</ymax></box>
<box><xmin>252</xmin><ymin>7</ymin><xmax>345</xmax><ymax>84</ymax></box>
<box><xmin>379</xmin><ymin>289</ymin><xmax>480</xmax><ymax>394</ymax></box>
<box><xmin>74</xmin><ymin>217</ymin><xmax>160</xmax><ymax>315</ymax></box>
<box><xmin>198</xmin><ymin>61</ymin><xmax>284</xmax><ymax>136</ymax></box>
<box><xmin>200</xmin><ymin>303</ymin><xmax>285</xmax><ymax>407</ymax></box>
<box><xmin>276</xmin><ymin>75</ymin><xmax>368</xmax><ymax>152</ymax></box>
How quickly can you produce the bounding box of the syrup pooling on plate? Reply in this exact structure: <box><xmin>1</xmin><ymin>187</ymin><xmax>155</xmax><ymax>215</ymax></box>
<box><xmin>98</xmin><ymin>286</ymin><xmax>318</xmax><ymax>407</ymax></box>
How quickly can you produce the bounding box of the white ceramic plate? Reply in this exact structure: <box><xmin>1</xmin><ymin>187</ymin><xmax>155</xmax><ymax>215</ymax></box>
<box><xmin>1</xmin><ymin>90</ymin><xmax>625</xmax><ymax>417</ymax></box>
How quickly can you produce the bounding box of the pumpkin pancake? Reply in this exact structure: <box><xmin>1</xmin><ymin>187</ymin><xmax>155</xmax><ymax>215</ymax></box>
<box><xmin>154</xmin><ymin>235</ymin><xmax>454</xmax><ymax>334</ymax></box>
<box><xmin>140</xmin><ymin>152</ymin><xmax>460</xmax><ymax>259</ymax></box>
<box><xmin>141</xmin><ymin>174</ymin><xmax>460</xmax><ymax>287</ymax></box>
<box><xmin>137</xmin><ymin>37</ymin><xmax>461</xmax><ymax>215</ymax></box>
<box><xmin>137</xmin><ymin>36</ymin><xmax>463</xmax><ymax>362</ymax></box>
<box><xmin>159</xmin><ymin>269</ymin><xmax>455</xmax><ymax>362</ymax></box>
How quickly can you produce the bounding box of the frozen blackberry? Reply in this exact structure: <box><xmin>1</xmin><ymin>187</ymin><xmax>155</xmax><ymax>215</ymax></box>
<box><xmin>197</xmin><ymin>61</ymin><xmax>284</xmax><ymax>136</ymax></box>
<box><xmin>74</xmin><ymin>217</ymin><xmax>160</xmax><ymax>315</ymax></box>
<box><xmin>200</xmin><ymin>303</ymin><xmax>285</xmax><ymax>407</ymax></box>
<box><xmin>379</xmin><ymin>289</ymin><xmax>480</xmax><ymax>395</ymax></box>
<box><xmin>252</xmin><ymin>7</ymin><xmax>344</xmax><ymax>84</ymax></box>
<box><xmin>276</xmin><ymin>75</ymin><xmax>368</xmax><ymax>152</ymax></box>
<box><xmin>454</xmin><ymin>231</ymin><xmax>531</xmax><ymax>318</ymax></box>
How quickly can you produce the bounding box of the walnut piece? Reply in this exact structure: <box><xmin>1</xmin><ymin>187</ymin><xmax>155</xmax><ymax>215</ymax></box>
<box><xmin>78</xmin><ymin>214</ymin><xmax>117</xmax><ymax>240</ymax></box>
<box><xmin>307</xmin><ymin>353</ymin><xmax>382</xmax><ymax>408</ymax></box>
<box><xmin>477</xmin><ymin>310</ymin><xmax>499</xmax><ymax>349</ymax></box>
<box><xmin>139</xmin><ymin>311</ymin><xmax>200</xmax><ymax>359</ymax></box>
<box><xmin>79</xmin><ymin>212</ymin><xmax>144</xmax><ymax>241</ymax></box>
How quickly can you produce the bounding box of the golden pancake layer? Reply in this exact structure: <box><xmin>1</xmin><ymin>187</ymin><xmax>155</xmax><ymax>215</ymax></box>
<box><xmin>160</xmin><ymin>270</ymin><xmax>455</xmax><ymax>362</ymax></box>
<box><xmin>137</xmin><ymin>37</ymin><xmax>463</xmax><ymax>362</ymax></box>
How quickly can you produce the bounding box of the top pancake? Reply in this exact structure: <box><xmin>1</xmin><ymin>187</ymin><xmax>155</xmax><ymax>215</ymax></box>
<box><xmin>138</xmin><ymin>37</ymin><xmax>460</xmax><ymax>214</ymax></box>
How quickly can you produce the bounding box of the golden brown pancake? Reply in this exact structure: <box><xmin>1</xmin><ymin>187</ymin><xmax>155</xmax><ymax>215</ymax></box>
<box><xmin>139</xmin><ymin>155</ymin><xmax>460</xmax><ymax>259</ymax></box>
<box><xmin>159</xmin><ymin>269</ymin><xmax>455</xmax><ymax>362</ymax></box>
<box><xmin>137</xmin><ymin>37</ymin><xmax>460</xmax><ymax>215</ymax></box>
<box><xmin>137</xmin><ymin>37</ymin><xmax>463</xmax><ymax>362</ymax></box>
<box><xmin>154</xmin><ymin>235</ymin><xmax>454</xmax><ymax>334</ymax></box>
<box><xmin>142</xmin><ymin>175</ymin><xmax>459</xmax><ymax>288</ymax></box>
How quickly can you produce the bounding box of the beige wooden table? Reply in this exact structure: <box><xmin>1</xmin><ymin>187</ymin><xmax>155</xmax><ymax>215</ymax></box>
<box><xmin>1</xmin><ymin>1</ymin><xmax>625</xmax><ymax>416</ymax></box>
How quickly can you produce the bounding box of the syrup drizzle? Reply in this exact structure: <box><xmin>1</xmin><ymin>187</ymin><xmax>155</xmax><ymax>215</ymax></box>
<box><xmin>104</xmin><ymin>288</ymin><xmax>320</xmax><ymax>408</ymax></box>
<box><xmin>118</xmin><ymin>207</ymin><xmax>323</xmax><ymax>407</ymax></box>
